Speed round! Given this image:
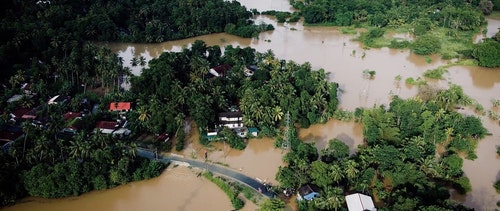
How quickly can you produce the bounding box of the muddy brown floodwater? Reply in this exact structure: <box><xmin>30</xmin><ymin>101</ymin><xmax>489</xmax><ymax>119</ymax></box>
<box><xmin>6</xmin><ymin>0</ymin><xmax>500</xmax><ymax>210</ymax></box>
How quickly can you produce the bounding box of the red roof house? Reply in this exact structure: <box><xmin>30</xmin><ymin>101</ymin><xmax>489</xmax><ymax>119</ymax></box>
<box><xmin>109</xmin><ymin>102</ymin><xmax>131</xmax><ymax>112</ymax></box>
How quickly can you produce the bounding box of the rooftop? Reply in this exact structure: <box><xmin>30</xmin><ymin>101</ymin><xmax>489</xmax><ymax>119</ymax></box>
<box><xmin>109</xmin><ymin>102</ymin><xmax>131</xmax><ymax>111</ymax></box>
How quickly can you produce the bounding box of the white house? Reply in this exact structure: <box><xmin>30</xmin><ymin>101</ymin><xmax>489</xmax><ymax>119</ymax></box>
<box><xmin>218</xmin><ymin>111</ymin><xmax>243</xmax><ymax>129</ymax></box>
<box><xmin>345</xmin><ymin>193</ymin><xmax>376</xmax><ymax>211</ymax></box>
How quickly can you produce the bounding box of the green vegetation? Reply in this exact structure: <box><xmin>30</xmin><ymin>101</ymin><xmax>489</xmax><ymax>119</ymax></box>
<box><xmin>275</xmin><ymin>89</ymin><xmax>488</xmax><ymax>210</ymax></box>
<box><xmin>495</xmin><ymin>179</ymin><xmax>500</xmax><ymax>193</ymax></box>
<box><xmin>203</xmin><ymin>171</ymin><xmax>245</xmax><ymax>210</ymax></box>
<box><xmin>261</xmin><ymin>11</ymin><xmax>301</xmax><ymax>23</ymax></box>
<box><xmin>405</xmin><ymin>77</ymin><xmax>428</xmax><ymax>86</ymax></box>
<box><xmin>339</xmin><ymin>26</ymin><xmax>358</xmax><ymax>35</ymax></box>
<box><xmin>259</xmin><ymin>198</ymin><xmax>286</xmax><ymax>211</ymax></box>
<box><xmin>286</xmin><ymin>0</ymin><xmax>500</xmax><ymax>66</ymax></box>
<box><xmin>423</xmin><ymin>67</ymin><xmax>448</xmax><ymax>79</ymax></box>
<box><xmin>2</xmin><ymin>124</ymin><xmax>166</xmax><ymax>202</ymax></box>
<box><xmin>471</xmin><ymin>38</ymin><xmax>500</xmax><ymax>67</ymax></box>
<box><xmin>363</xmin><ymin>69</ymin><xmax>376</xmax><ymax>79</ymax></box>
<box><xmin>0</xmin><ymin>0</ymin><xmax>274</xmax><ymax>86</ymax></box>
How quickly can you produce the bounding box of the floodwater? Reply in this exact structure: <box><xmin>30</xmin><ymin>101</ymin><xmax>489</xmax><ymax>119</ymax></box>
<box><xmin>2</xmin><ymin>166</ymin><xmax>257</xmax><ymax>211</ymax></box>
<box><xmin>7</xmin><ymin>0</ymin><xmax>500</xmax><ymax>210</ymax></box>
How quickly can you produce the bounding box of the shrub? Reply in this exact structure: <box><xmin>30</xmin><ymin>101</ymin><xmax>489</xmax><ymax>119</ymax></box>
<box><xmin>423</xmin><ymin>67</ymin><xmax>448</xmax><ymax>79</ymax></box>
<box><xmin>472</xmin><ymin>39</ymin><xmax>500</xmax><ymax>67</ymax></box>
<box><xmin>454</xmin><ymin>177</ymin><xmax>472</xmax><ymax>194</ymax></box>
<box><xmin>175</xmin><ymin>129</ymin><xmax>185</xmax><ymax>151</ymax></box>
<box><xmin>93</xmin><ymin>175</ymin><xmax>108</xmax><ymax>190</ymax></box>
<box><xmin>411</xmin><ymin>34</ymin><xmax>441</xmax><ymax>55</ymax></box>
<box><xmin>389</xmin><ymin>39</ymin><xmax>410</xmax><ymax>49</ymax></box>
<box><xmin>494</xmin><ymin>179</ymin><xmax>500</xmax><ymax>193</ymax></box>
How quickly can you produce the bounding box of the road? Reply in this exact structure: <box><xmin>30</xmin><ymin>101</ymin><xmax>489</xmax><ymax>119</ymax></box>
<box><xmin>136</xmin><ymin>148</ymin><xmax>275</xmax><ymax>198</ymax></box>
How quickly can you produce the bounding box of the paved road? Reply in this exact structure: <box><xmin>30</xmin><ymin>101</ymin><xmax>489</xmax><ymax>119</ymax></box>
<box><xmin>136</xmin><ymin>148</ymin><xmax>275</xmax><ymax>198</ymax></box>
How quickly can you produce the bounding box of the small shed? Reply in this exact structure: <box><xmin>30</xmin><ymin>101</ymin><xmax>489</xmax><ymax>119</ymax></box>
<box><xmin>297</xmin><ymin>184</ymin><xmax>320</xmax><ymax>201</ymax></box>
<box><xmin>345</xmin><ymin>193</ymin><xmax>376</xmax><ymax>211</ymax></box>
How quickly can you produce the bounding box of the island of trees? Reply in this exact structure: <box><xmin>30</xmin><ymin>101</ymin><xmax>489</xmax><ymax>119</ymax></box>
<box><xmin>0</xmin><ymin>0</ymin><xmax>497</xmax><ymax>210</ymax></box>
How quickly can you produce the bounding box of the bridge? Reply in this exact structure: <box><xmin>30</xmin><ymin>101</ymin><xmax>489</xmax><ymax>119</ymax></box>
<box><xmin>136</xmin><ymin>148</ymin><xmax>275</xmax><ymax>198</ymax></box>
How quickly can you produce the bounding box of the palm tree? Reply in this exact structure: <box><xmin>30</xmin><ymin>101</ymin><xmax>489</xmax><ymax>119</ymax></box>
<box><xmin>129</xmin><ymin>142</ymin><xmax>138</xmax><ymax>158</ymax></box>
<box><xmin>445</xmin><ymin>127</ymin><xmax>454</xmax><ymax>142</ymax></box>
<box><xmin>130</xmin><ymin>57</ymin><xmax>138</xmax><ymax>67</ymax></box>
<box><xmin>419</xmin><ymin>156</ymin><xmax>439</xmax><ymax>177</ymax></box>
<box><xmin>272</xmin><ymin>106</ymin><xmax>284</xmax><ymax>122</ymax></box>
<box><xmin>139</xmin><ymin>56</ymin><xmax>147</xmax><ymax>66</ymax></box>
<box><xmin>137</xmin><ymin>106</ymin><xmax>150</xmax><ymax>122</ymax></box>
<box><xmin>315</xmin><ymin>186</ymin><xmax>345</xmax><ymax>211</ymax></box>
<box><xmin>330</xmin><ymin>164</ymin><xmax>344</xmax><ymax>184</ymax></box>
<box><xmin>343</xmin><ymin>160</ymin><xmax>359</xmax><ymax>182</ymax></box>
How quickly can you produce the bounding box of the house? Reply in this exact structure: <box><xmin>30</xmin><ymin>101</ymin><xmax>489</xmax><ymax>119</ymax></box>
<box><xmin>10</xmin><ymin>108</ymin><xmax>31</xmax><ymax>123</ymax></box>
<box><xmin>60</xmin><ymin>112</ymin><xmax>83</xmax><ymax>135</ymax></box>
<box><xmin>95</xmin><ymin>120</ymin><xmax>131</xmax><ymax>137</ymax></box>
<box><xmin>7</xmin><ymin>95</ymin><xmax>24</xmax><ymax>103</ymax></box>
<box><xmin>218</xmin><ymin>111</ymin><xmax>243</xmax><ymax>129</ymax></box>
<box><xmin>48</xmin><ymin>95</ymin><xmax>69</xmax><ymax>105</ymax></box>
<box><xmin>234</xmin><ymin>127</ymin><xmax>259</xmax><ymax>138</ymax></box>
<box><xmin>345</xmin><ymin>193</ymin><xmax>376</xmax><ymax>211</ymax></box>
<box><xmin>21</xmin><ymin>83</ymin><xmax>31</xmax><ymax>94</ymax></box>
<box><xmin>209</xmin><ymin>64</ymin><xmax>232</xmax><ymax>78</ymax></box>
<box><xmin>244</xmin><ymin>65</ymin><xmax>258</xmax><ymax>77</ymax></box>
<box><xmin>297</xmin><ymin>184</ymin><xmax>320</xmax><ymax>201</ymax></box>
<box><xmin>109</xmin><ymin>102</ymin><xmax>131</xmax><ymax>112</ymax></box>
<box><xmin>95</xmin><ymin>121</ymin><xmax>118</xmax><ymax>134</ymax></box>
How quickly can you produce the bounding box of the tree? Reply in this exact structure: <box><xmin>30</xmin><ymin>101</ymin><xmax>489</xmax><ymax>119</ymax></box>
<box><xmin>314</xmin><ymin>186</ymin><xmax>345</xmax><ymax>211</ymax></box>
<box><xmin>310</xmin><ymin>160</ymin><xmax>333</xmax><ymax>189</ymax></box>
<box><xmin>472</xmin><ymin>39</ymin><xmax>500</xmax><ymax>67</ymax></box>
<box><xmin>271</xmin><ymin>106</ymin><xmax>284</xmax><ymax>122</ymax></box>
<box><xmin>479</xmin><ymin>0</ymin><xmax>494</xmax><ymax>15</ymax></box>
<box><xmin>136</xmin><ymin>106</ymin><xmax>150</xmax><ymax>122</ymax></box>
<box><xmin>410</xmin><ymin>34</ymin><xmax>441</xmax><ymax>55</ymax></box>
<box><xmin>330</xmin><ymin>164</ymin><xmax>344</xmax><ymax>184</ymax></box>
<box><xmin>321</xmin><ymin>139</ymin><xmax>349</xmax><ymax>163</ymax></box>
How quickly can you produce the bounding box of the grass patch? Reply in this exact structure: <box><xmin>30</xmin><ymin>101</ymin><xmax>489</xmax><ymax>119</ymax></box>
<box><xmin>446</xmin><ymin>59</ymin><xmax>478</xmax><ymax>67</ymax></box>
<box><xmin>405</xmin><ymin>77</ymin><xmax>427</xmax><ymax>86</ymax></box>
<box><xmin>423</xmin><ymin>67</ymin><xmax>448</xmax><ymax>79</ymax></box>
<box><xmin>487</xmin><ymin>11</ymin><xmax>500</xmax><ymax>20</ymax></box>
<box><xmin>339</xmin><ymin>26</ymin><xmax>358</xmax><ymax>34</ymax></box>
<box><xmin>427</xmin><ymin>28</ymin><xmax>477</xmax><ymax>60</ymax></box>
<box><xmin>203</xmin><ymin>171</ymin><xmax>244</xmax><ymax>210</ymax></box>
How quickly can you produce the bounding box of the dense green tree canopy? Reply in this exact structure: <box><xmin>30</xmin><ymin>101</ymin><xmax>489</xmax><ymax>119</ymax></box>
<box><xmin>276</xmin><ymin>89</ymin><xmax>487</xmax><ymax>210</ymax></box>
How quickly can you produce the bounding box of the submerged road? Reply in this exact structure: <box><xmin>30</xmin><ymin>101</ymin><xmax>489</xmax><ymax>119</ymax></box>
<box><xmin>136</xmin><ymin>148</ymin><xmax>275</xmax><ymax>198</ymax></box>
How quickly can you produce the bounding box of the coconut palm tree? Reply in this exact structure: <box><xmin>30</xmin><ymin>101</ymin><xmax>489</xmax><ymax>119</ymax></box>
<box><xmin>136</xmin><ymin>106</ymin><xmax>150</xmax><ymax>122</ymax></box>
<box><xmin>272</xmin><ymin>106</ymin><xmax>284</xmax><ymax>122</ymax></box>
<box><xmin>139</xmin><ymin>56</ymin><xmax>147</xmax><ymax>66</ymax></box>
<box><xmin>343</xmin><ymin>159</ymin><xmax>359</xmax><ymax>182</ymax></box>
<box><xmin>330</xmin><ymin>164</ymin><xmax>344</xmax><ymax>184</ymax></box>
<box><xmin>315</xmin><ymin>186</ymin><xmax>345</xmax><ymax>211</ymax></box>
<box><xmin>130</xmin><ymin>57</ymin><xmax>138</xmax><ymax>67</ymax></box>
